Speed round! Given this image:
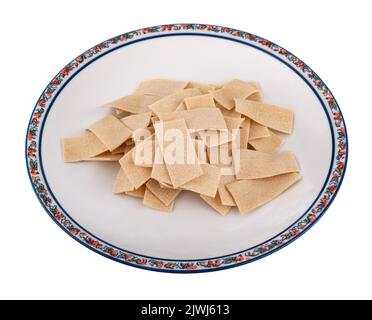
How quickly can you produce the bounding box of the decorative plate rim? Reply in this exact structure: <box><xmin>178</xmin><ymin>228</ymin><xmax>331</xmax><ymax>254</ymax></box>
<box><xmin>25</xmin><ymin>23</ymin><xmax>348</xmax><ymax>273</ymax></box>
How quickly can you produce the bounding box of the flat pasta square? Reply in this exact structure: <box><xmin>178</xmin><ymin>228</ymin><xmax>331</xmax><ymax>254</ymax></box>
<box><xmin>248</xmin><ymin>120</ymin><xmax>270</xmax><ymax>140</ymax></box>
<box><xmin>235</xmin><ymin>99</ymin><xmax>294</xmax><ymax>134</ymax></box>
<box><xmin>186</xmin><ymin>82</ymin><xmax>222</xmax><ymax>93</ymax></box>
<box><xmin>234</xmin><ymin>150</ymin><xmax>300</xmax><ymax>179</ymax></box>
<box><xmin>180</xmin><ymin>164</ymin><xmax>221</xmax><ymax>197</ymax></box>
<box><xmin>249</xmin><ymin>130</ymin><xmax>284</xmax><ymax>153</ymax></box>
<box><xmin>150</xmin><ymin>148</ymin><xmax>172</xmax><ymax>185</ymax></box>
<box><xmin>113</xmin><ymin>168</ymin><xmax>134</xmax><ymax>194</ymax></box>
<box><xmin>119</xmin><ymin>148</ymin><xmax>152</xmax><ymax>189</ymax></box>
<box><xmin>184</xmin><ymin>93</ymin><xmax>216</xmax><ymax>109</ymax></box>
<box><xmin>154</xmin><ymin>118</ymin><xmax>203</xmax><ymax>188</ymax></box>
<box><xmin>213</xmin><ymin>79</ymin><xmax>258</xmax><ymax>110</ymax></box>
<box><xmin>126</xmin><ymin>185</ymin><xmax>146</xmax><ymax>198</ymax></box>
<box><xmin>62</xmin><ymin>132</ymin><xmax>107</xmax><ymax>162</ymax></box>
<box><xmin>248</xmin><ymin>81</ymin><xmax>263</xmax><ymax>102</ymax></box>
<box><xmin>120</xmin><ymin>112</ymin><xmax>152</xmax><ymax>131</ymax></box>
<box><xmin>149</xmin><ymin>89</ymin><xmax>201</xmax><ymax>114</ymax></box>
<box><xmin>84</xmin><ymin>151</ymin><xmax>123</xmax><ymax>162</ymax></box>
<box><xmin>134</xmin><ymin>79</ymin><xmax>188</xmax><ymax>96</ymax></box>
<box><xmin>218</xmin><ymin>174</ymin><xmax>237</xmax><ymax>206</ymax></box>
<box><xmin>197</xmin><ymin>114</ymin><xmax>243</xmax><ymax>148</ymax></box>
<box><xmin>239</xmin><ymin>128</ymin><xmax>250</xmax><ymax>149</ymax></box>
<box><xmin>111</xmin><ymin>143</ymin><xmax>127</xmax><ymax>155</ymax></box>
<box><xmin>157</xmin><ymin>108</ymin><xmax>227</xmax><ymax>131</ymax></box>
<box><xmin>88</xmin><ymin>115</ymin><xmax>132</xmax><ymax>151</ymax></box>
<box><xmin>143</xmin><ymin>187</ymin><xmax>174</xmax><ymax>212</ymax></box>
<box><xmin>200</xmin><ymin>193</ymin><xmax>231</xmax><ymax>216</ymax></box>
<box><xmin>102</xmin><ymin>95</ymin><xmax>160</xmax><ymax>113</ymax></box>
<box><xmin>146</xmin><ymin>179</ymin><xmax>181</xmax><ymax>206</ymax></box>
<box><xmin>132</xmin><ymin>135</ymin><xmax>155</xmax><ymax>167</ymax></box>
<box><xmin>176</xmin><ymin>101</ymin><xmax>187</xmax><ymax>111</ymax></box>
<box><xmin>227</xmin><ymin>173</ymin><xmax>301</xmax><ymax>214</ymax></box>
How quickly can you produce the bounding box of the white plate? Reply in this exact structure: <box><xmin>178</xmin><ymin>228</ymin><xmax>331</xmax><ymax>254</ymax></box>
<box><xmin>26</xmin><ymin>24</ymin><xmax>348</xmax><ymax>272</ymax></box>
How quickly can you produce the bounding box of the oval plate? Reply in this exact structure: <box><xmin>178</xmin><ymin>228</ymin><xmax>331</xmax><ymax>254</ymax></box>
<box><xmin>26</xmin><ymin>24</ymin><xmax>348</xmax><ymax>272</ymax></box>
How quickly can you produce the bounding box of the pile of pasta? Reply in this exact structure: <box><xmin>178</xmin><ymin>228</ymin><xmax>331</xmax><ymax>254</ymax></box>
<box><xmin>62</xmin><ymin>79</ymin><xmax>301</xmax><ymax>215</ymax></box>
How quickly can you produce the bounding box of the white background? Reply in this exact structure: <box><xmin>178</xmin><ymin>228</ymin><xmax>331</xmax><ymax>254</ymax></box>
<box><xmin>0</xmin><ymin>0</ymin><xmax>370</xmax><ymax>300</ymax></box>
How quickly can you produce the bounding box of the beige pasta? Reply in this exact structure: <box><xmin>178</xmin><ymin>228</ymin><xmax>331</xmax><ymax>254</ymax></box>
<box><xmin>235</xmin><ymin>99</ymin><xmax>294</xmax><ymax>134</ymax></box>
<box><xmin>184</xmin><ymin>93</ymin><xmax>216</xmax><ymax>109</ymax></box>
<box><xmin>143</xmin><ymin>187</ymin><xmax>174</xmax><ymax>212</ymax></box>
<box><xmin>146</xmin><ymin>179</ymin><xmax>181</xmax><ymax>206</ymax></box>
<box><xmin>134</xmin><ymin>79</ymin><xmax>188</xmax><ymax>96</ymax></box>
<box><xmin>213</xmin><ymin>79</ymin><xmax>258</xmax><ymax>110</ymax></box>
<box><xmin>249</xmin><ymin>130</ymin><xmax>284</xmax><ymax>153</ymax></box>
<box><xmin>62</xmin><ymin>78</ymin><xmax>299</xmax><ymax>215</ymax></box>
<box><xmin>121</xmin><ymin>112</ymin><xmax>152</xmax><ymax>131</ymax></box>
<box><xmin>154</xmin><ymin>118</ymin><xmax>203</xmax><ymax>188</ymax></box>
<box><xmin>87</xmin><ymin>115</ymin><xmax>132</xmax><ymax>151</ymax></box>
<box><xmin>180</xmin><ymin>164</ymin><xmax>221</xmax><ymax>197</ymax></box>
<box><xmin>227</xmin><ymin>173</ymin><xmax>301</xmax><ymax>214</ymax></box>
<box><xmin>62</xmin><ymin>132</ymin><xmax>107</xmax><ymax>163</ymax></box>
<box><xmin>157</xmin><ymin>108</ymin><xmax>227</xmax><ymax>131</ymax></box>
<box><xmin>149</xmin><ymin>89</ymin><xmax>201</xmax><ymax>114</ymax></box>
<box><xmin>234</xmin><ymin>150</ymin><xmax>300</xmax><ymax>179</ymax></box>
<box><xmin>113</xmin><ymin>168</ymin><xmax>134</xmax><ymax>194</ymax></box>
<box><xmin>102</xmin><ymin>95</ymin><xmax>160</xmax><ymax>113</ymax></box>
<box><xmin>200</xmin><ymin>193</ymin><xmax>232</xmax><ymax>216</ymax></box>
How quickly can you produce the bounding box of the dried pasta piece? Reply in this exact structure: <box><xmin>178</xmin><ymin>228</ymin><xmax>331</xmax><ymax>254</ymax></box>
<box><xmin>234</xmin><ymin>150</ymin><xmax>300</xmax><ymax>179</ymax></box>
<box><xmin>102</xmin><ymin>95</ymin><xmax>160</xmax><ymax>113</ymax></box>
<box><xmin>154</xmin><ymin>119</ymin><xmax>203</xmax><ymax>188</ymax></box>
<box><xmin>198</xmin><ymin>115</ymin><xmax>243</xmax><ymax>147</ymax></box>
<box><xmin>132</xmin><ymin>128</ymin><xmax>154</xmax><ymax>145</ymax></box>
<box><xmin>192</xmin><ymin>139</ymin><xmax>208</xmax><ymax>163</ymax></box>
<box><xmin>213</xmin><ymin>79</ymin><xmax>258</xmax><ymax>110</ymax></box>
<box><xmin>235</xmin><ymin>99</ymin><xmax>294</xmax><ymax>134</ymax></box>
<box><xmin>207</xmin><ymin>141</ymin><xmax>234</xmax><ymax>167</ymax></box>
<box><xmin>176</xmin><ymin>101</ymin><xmax>187</xmax><ymax>111</ymax></box>
<box><xmin>124</xmin><ymin>144</ymin><xmax>134</xmax><ymax>154</ymax></box>
<box><xmin>149</xmin><ymin>89</ymin><xmax>201</xmax><ymax>114</ymax></box>
<box><xmin>84</xmin><ymin>151</ymin><xmax>123</xmax><ymax>161</ymax></box>
<box><xmin>111</xmin><ymin>143</ymin><xmax>127</xmax><ymax>155</ymax></box>
<box><xmin>225</xmin><ymin>116</ymin><xmax>244</xmax><ymax>130</ymax></box>
<box><xmin>143</xmin><ymin>187</ymin><xmax>174</xmax><ymax>212</ymax></box>
<box><xmin>248</xmin><ymin>120</ymin><xmax>270</xmax><ymax>140</ymax></box>
<box><xmin>120</xmin><ymin>112</ymin><xmax>152</xmax><ymax>131</ymax></box>
<box><xmin>87</xmin><ymin>115</ymin><xmax>132</xmax><ymax>151</ymax></box>
<box><xmin>218</xmin><ymin>175</ymin><xmax>237</xmax><ymax>206</ymax></box>
<box><xmin>113</xmin><ymin>168</ymin><xmax>134</xmax><ymax>194</ymax></box>
<box><xmin>248</xmin><ymin>81</ymin><xmax>263</xmax><ymax>102</ymax></box>
<box><xmin>134</xmin><ymin>79</ymin><xmax>188</xmax><ymax>96</ymax></box>
<box><xmin>200</xmin><ymin>193</ymin><xmax>231</xmax><ymax>216</ymax></box>
<box><xmin>119</xmin><ymin>148</ymin><xmax>151</xmax><ymax>189</ymax></box>
<box><xmin>186</xmin><ymin>82</ymin><xmax>222</xmax><ymax>93</ymax></box>
<box><xmin>133</xmin><ymin>135</ymin><xmax>155</xmax><ymax>167</ymax></box>
<box><xmin>180</xmin><ymin>164</ymin><xmax>221</xmax><ymax>197</ymax></box>
<box><xmin>249</xmin><ymin>130</ymin><xmax>284</xmax><ymax>153</ymax></box>
<box><xmin>150</xmin><ymin>148</ymin><xmax>172</xmax><ymax>184</ymax></box>
<box><xmin>227</xmin><ymin>173</ymin><xmax>301</xmax><ymax>214</ymax></box>
<box><xmin>146</xmin><ymin>179</ymin><xmax>181</xmax><ymax>206</ymax></box>
<box><xmin>239</xmin><ymin>128</ymin><xmax>250</xmax><ymax>149</ymax></box>
<box><xmin>219</xmin><ymin>107</ymin><xmax>242</xmax><ymax>118</ymax></box>
<box><xmin>184</xmin><ymin>93</ymin><xmax>216</xmax><ymax>109</ymax></box>
<box><xmin>62</xmin><ymin>132</ymin><xmax>107</xmax><ymax>162</ymax></box>
<box><xmin>126</xmin><ymin>185</ymin><xmax>146</xmax><ymax>198</ymax></box>
<box><xmin>157</xmin><ymin>108</ymin><xmax>227</xmax><ymax>131</ymax></box>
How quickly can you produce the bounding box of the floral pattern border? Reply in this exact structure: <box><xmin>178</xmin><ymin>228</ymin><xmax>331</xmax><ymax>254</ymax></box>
<box><xmin>26</xmin><ymin>24</ymin><xmax>347</xmax><ymax>272</ymax></box>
